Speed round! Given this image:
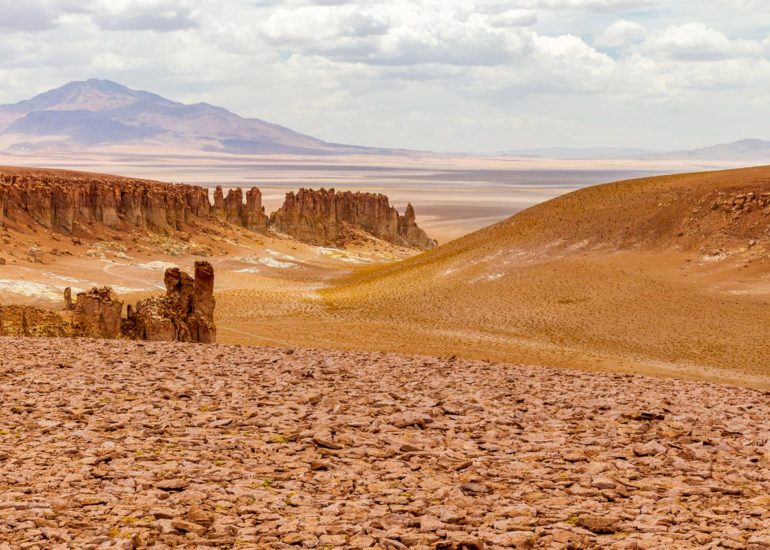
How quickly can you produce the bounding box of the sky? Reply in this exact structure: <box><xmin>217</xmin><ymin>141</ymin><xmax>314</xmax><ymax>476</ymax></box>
<box><xmin>1</xmin><ymin>0</ymin><xmax>769</xmax><ymax>153</ymax></box>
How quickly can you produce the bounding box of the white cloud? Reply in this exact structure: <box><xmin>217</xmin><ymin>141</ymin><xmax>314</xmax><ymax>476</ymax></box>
<box><xmin>519</xmin><ymin>0</ymin><xmax>655</xmax><ymax>9</ymax></box>
<box><xmin>90</xmin><ymin>0</ymin><xmax>202</xmax><ymax>31</ymax></box>
<box><xmin>1</xmin><ymin>0</ymin><xmax>770</xmax><ymax>152</ymax></box>
<box><xmin>642</xmin><ymin>22</ymin><xmax>762</xmax><ymax>61</ymax></box>
<box><xmin>487</xmin><ymin>9</ymin><xmax>538</xmax><ymax>27</ymax></box>
<box><xmin>595</xmin><ymin>19</ymin><xmax>646</xmax><ymax>48</ymax></box>
<box><xmin>0</xmin><ymin>0</ymin><xmax>68</xmax><ymax>31</ymax></box>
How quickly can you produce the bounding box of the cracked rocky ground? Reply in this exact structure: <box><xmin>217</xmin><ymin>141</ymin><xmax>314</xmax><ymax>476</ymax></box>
<box><xmin>1</xmin><ymin>337</ymin><xmax>770</xmax><ymax>549</ymax></box>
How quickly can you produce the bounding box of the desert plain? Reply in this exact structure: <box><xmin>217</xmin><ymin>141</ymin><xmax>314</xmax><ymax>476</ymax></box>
<box><xmin>2</xmin><ymin>158</ymin><xmax>770</xmax><ymax>549</ymax></box>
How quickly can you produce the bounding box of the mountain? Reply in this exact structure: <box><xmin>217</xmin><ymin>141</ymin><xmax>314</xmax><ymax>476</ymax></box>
<box><xmin>0</xmin><ymin>79</ymin><xmax>378</xmax><ymax>155</ymax></box>
<box><xmin>646</xmin><ymin>138</ymin><xmax>770</xmax><ymax>161</ymax></box>
<box><xmin>502</xmin><ymin>140</ymin><xmax>770</xmax><ymax>161</ymax></box>
<box><xmin>322</xmin><ymin>166</ymin><xmax>770</xmax><ymax>378</ymax></box>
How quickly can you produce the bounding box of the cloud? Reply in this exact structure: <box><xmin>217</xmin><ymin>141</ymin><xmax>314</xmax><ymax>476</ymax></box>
<box><xmin>260</xmin><ymin>3</ymin><xmax>532</xmax><ymax>66</ymax></box>
<box><xmin>595</xmin><ymin>19</ymin><xmax>646</xmax><ymax>48</ymax></box>
<box><xmin>91</xmin><ymin>0</ymin><xmax>201</xmax><ymax>32</ymax></box>
<box><xmin>642</xmin><ymin>22</ymin><xmax>762</xmax><ymax>61</ymax></box>
<box><xmin>2</xmin><ymin>0</ymin><xmax>770</xmax><ymax>152</ymax></box>
<box><xmin>515</xmin><ymin>0</ymin><xmax>656</xmax><ymax>10</ymax></box>
<box><xmin>0</xmin><ymin>0</ymin><xmax>67</xmax><ymax>31</ymax></box>
<box><xmin>487</xmin><ymin>9</ymin><xmax>538</xmax><ymax>27</ymax></box>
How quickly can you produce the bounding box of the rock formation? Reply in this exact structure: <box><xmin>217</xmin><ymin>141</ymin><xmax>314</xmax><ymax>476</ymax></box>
<box><xmin>126</xmin><ymin>261</ymin><xmax>217</xmax><ymax>343</ymax></box>
<box><xmin>0</xmin><ymin>169</ymin><xmax>267</xmax><ymax>236</ymax></box>
<box><xmin>398</xmin><ymin>203</ymin><xmax>437</xmax><ymax>249</ymax></box>
<box><xmin>212</xmin><ymin>186</ymin><xmax>268</xmax><ymax>232</ymax></box>
<box><xmin>0</xmin><ymin>305</ymin><xmax>73</xmax><ymax>337</ymax></box>
<box><xmin>0</xmin><ymin>170</ymin><xmax>211</xmax><ymax>235</ymax></box>
<box><xmin>71</xmin><ymin>287</ymin><xmax>123</xmax><ymax>339</ymax></box>
<box><xmin>1</xmin><ymin>168</ymin><xmax>434</xmax><ymax>249</ymax></box>
<box><xmin>0</xmin><ymin>263</ymin><xmax>217</xmax><ymax>343</ymax></box>
<box><xmin>270</xmin><ymin>188</ymin><xmax>436</xmax><ymax>248</ymax></box>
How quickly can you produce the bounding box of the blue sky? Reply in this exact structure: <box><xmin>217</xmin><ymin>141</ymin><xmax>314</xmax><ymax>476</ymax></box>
<box><xmin>1</xmin><ymin>0</ymin><xmax>769</xmax><ymax>152</ymax></box>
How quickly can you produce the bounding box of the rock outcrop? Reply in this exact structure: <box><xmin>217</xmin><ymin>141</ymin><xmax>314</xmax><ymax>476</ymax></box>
<box><xmin>0</xmin><ymin>169</ymin><xmax>267</xmax><ymax>236</ymax></box>
<box><xmin>398</xmin><ymin>203</ymin><xmax>437</xmax><ymax>249</ymax></box>
<box><xmin>212</xmin><ymin>186</ymin><xmax>268</xmax><ymax>232</ymax></box>
<box><xmin>0</xmin><ymin>170</ymin><xmax>212</xmax><ymax>235</ymax></box>
<box><xmin>0</xmin><ymin>263</ymin><xmax>217</xmax><ymax>343</ymax></box>
<box><xmin>1</xmin><ymin>168</ymin><xmax>434</xmax><ymax>249</ymax></box>
<box><xmin>0</xmin><ymin>305</ymin><xmax>73</xmax><ymax>337</ymax></box>
<box><xmin>71</xmin><ymin>287</ymin><xmax>123</xmax><ymax>339</ymax></box>
<box><xmin>126</xmin><ymin>261</ymin><xmax>217</xmax><ymax>343</ymax></box>
<box><xmin>270</xmin><ymin>188</ymin><xmax>436</xmax><ymax>248</ymax></box>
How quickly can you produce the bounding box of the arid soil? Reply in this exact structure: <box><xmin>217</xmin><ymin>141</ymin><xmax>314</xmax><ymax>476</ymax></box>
<box><xmin>3</xmin><ymin>165</ymin><xmax>770</xmax><ymax>389</ymax></box>
<box><xmin>215</xmin><ymin>166</ymin><xmax>770</xmax><ymax>388</ymax></box>
<box><xmin>2</xmin><ymin>337</ymin><xmax>770</xmax><ymax>549</ymax></box>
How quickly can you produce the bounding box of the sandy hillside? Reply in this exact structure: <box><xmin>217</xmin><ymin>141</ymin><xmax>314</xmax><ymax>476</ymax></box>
<box><xmin>1</xmin><ymin>337</ymin><xmax>770</xmax><ymax>549</ymax></box>
<box><xmin>217</xmin><ymin>166</ymin><xmax>770</xmax><ymax>387</ymax></box>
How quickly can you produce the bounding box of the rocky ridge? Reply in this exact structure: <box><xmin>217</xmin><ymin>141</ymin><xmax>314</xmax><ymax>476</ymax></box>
<box><xmin>0</xmin><ymin>168</ymin><xmax>434</xmax><ymax>248</ymax></box>
<box><xmin>1</xmin><ymin>339</ymin><xmax>769</xmax><ymax>548</ymax></box>
<box><xmin>0</xmin><ymin>170</ymin><xmax>212</xmax><ymax>235</ymax></box>
<box><xmin>270</xmin><ymin>188</ymin><xmax>437</xmax><ymax>248</ymax></box>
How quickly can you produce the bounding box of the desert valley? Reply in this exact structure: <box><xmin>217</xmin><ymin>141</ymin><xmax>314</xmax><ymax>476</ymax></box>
<box><xmin>2</xmin><ymin>6</ymin><xmax>770</xmax><ymax>547</ymax></box>
<box><xmin>2</xmin><ymin>159</ymin><xmax>770</xmax><ymax>548</ymax></box>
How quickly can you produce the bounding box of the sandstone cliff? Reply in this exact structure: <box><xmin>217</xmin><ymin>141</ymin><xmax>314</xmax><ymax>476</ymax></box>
<box><xmin>0</xmin><ymin>305</ymin><xmax>74</xmax><ymax>337</ymax></box>
<box><xmin>0</xmin><ymin>169</ymin><xmax>211</xmax><ymax>235</ymax></box>
<box><xmin>0</xmin><ymin>169</ymin><xmax>267</xmax><ymax>237</ymax></box>
<box><xmin>270</xmin><ymin>188</ymin><xmax>436</xmax><ymax>248</ymax></box>
<box><xmin>1</xmin><ymin>168</ymin><xmax>434</xmax><ymax>249</ymax></box>
<box><xmin>71</xmin><ymin>287</ymin><xmax>123</xmax><ymax>339</ymax></box>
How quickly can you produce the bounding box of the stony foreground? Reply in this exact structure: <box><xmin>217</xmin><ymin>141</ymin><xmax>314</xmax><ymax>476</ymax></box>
<box><xmin>1</xmin><ymin>339</ymin><xmax>769</xmax><ymax>549</ymax></box>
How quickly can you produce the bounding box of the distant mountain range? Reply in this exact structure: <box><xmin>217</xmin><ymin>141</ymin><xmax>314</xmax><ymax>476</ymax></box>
<box><xmin>1</xmin><ymin>80</ymin><xmax>770</xmax><ymax>161</ymax></box>
<box><xmin>502</xmin><ymin>139</ymin><xmax>770</xmax><ymax>162</ymax></box>
<box><xmin>645</xmin><ymin>139</ymin><xmax>770</xmax><ymax>161</ymax></box>
<box><xmin>0</xmin><ymin>79</ymin><xmax>384</xmax><ymax>155</ymax></box>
